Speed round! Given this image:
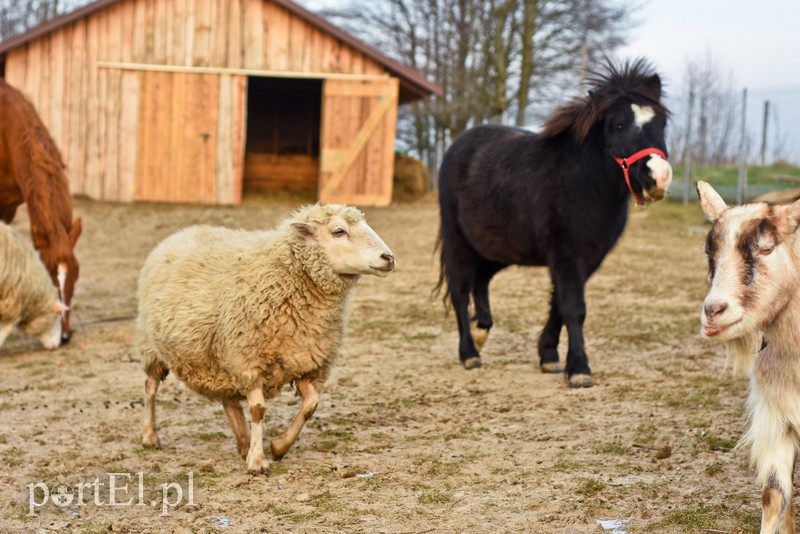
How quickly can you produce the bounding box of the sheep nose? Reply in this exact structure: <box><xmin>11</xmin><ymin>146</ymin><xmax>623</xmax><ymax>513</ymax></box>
<box><xmin>704</xmin><ymin>301</ymin><xmax>728</xmax><ymax>319</ymax></box>
<box><xmin>381</xmin><ymin>253</ymin><xmax>395</xmax><ymax>268</ymax></box>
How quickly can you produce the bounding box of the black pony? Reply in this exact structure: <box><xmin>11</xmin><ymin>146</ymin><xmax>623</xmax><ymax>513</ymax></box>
<box><xmin>435</xmin><ymin>59</ymin><xmax>672</xmax><ymax>387</ymax></box>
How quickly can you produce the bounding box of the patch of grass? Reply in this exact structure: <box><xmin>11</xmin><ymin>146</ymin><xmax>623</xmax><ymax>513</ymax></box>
<box><xmin>0</xmin><ymin>402</ymin><xmax>13</xmax><ymax>411</ymax></box>
<box><xmin>317</xmin><ymin>428</ymin><xmax>356</xmax><ymax>451</ymax></box>
<box><xmin>705</xmin><ymin>462</ymin><xmax>725</xmax><ymax>475</ymax></box>
<box><xmin>551</xmin><ymin>459</ymin><xmax>581</xmax><ymax>471</ymax></box>
<box><xmin>197</xmin><ymin>431</ymin><xmax>227</xmax><ymax>442</ymax></box>
<box><xmin>593</xmin><ymin>439</ymin><xmax>630</xmax><ymax>455</ymax></box>
<box><xmin>698</xmin><ymin>431</ymin><xmax>738</xmax><ymax>452</ymax></box>
<box><xmin>576</xmin><ymin>478</ymin><xmax>606</xmax><ymax>496</ymax></box>
<box><xmin>80</xmin><ymin>372</ymin><xmax>97</xmax><ymax>379</ymax></box>
<box><xmin>418</xmin><ymin>491</ymin><xmax>451</xmax><ymax>505</ymax></box>
<box><xmin>270</xmin><ymin>462</ymin><xmax>289</xmax><ymax>475</ymax></box>
<box><xmin>312</xmin><ymin>467</ymin><xmax>335</xmax><ymax>477</ymax></box>
<box><xmin>458</xmin><ymin>425</ymin><xmax>490</xmax><ymax>435</ymax></box>
<box><xmin>647</xmin><ymin>504</ymin><xmax>755</xmax><ymax>530</ymax></box>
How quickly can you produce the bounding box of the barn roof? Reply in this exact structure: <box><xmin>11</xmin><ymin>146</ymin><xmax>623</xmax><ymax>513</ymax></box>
<box><xmin>0</xmin><ymin>0</ymin><xmax>442</xmax><ymax>100</ymax></box>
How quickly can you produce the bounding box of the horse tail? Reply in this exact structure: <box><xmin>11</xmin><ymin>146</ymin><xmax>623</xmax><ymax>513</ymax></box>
<box><xmin>431</xmin><ymin>225</ymin><xmax>451</xmax><ymax>312</ymax></box>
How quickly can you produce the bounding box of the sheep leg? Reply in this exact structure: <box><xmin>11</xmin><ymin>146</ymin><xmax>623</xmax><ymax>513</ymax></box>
<box><xmin>0</xmin><ymin>322</ymin><xmax>16</xmax><ymax>349</ymax></box>
<box><xmin>141</xmin><ymin>375</ymin><xmax>162</xmax><ymax>448</ymax></box>
<box><xmin>756</xmin><ymin>431</ymin><xmax>796</xmax><ymax>533</ymax></box>
<box><xmin>222</xmin><ymin>399</ymin><xmax>250</xmax><ymax>458</ymax></box>
<box><xmin>245</xmin><ymin>388</ymin><xmax>269</xmax><ymax>475</ymax></box>
<box><xmin>270</xmin><ymin>379</ymin><xmax>318</xmax><ymax>461</ymax></box>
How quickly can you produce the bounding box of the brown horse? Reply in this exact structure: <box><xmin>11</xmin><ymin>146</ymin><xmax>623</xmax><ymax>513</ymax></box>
<box><xmin>0</xmin><ymin>79</ymin><xmax>82</xmax><ymax>344</ymax></box>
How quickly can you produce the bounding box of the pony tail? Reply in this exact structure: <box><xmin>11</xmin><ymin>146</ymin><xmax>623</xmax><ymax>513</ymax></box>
<box><xmin>431</xmin><ymin>225</ymin><xmax>451</xmax><ymax>312</ymax></box>
<box><xmin>724</xmin><ymin>332</ymin><xmax>762</xmax><ymax>375</ymax></box>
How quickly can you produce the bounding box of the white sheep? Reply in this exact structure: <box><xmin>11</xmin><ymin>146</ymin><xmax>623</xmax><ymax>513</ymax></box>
<box><xmin>137</xmin><ymin>204</ymin><xmax>395</xmax><ymax>474</ymax></box>
<box><xmin>698</xmin><ymin>181</ymin><xmax>800</xmax><ymax>533</ymax></box>
<box><xmin>0</xmin><ymin>222</ymin><xmax>63</xmax><ymax>350</ymax></box>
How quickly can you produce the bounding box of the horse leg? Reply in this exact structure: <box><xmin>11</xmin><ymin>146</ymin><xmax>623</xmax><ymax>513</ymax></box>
<box><xmin>548</xmin><ymin>256</ymin><xmax>592</xmax><ymax>387</ymax></box>
<box><xmin>470</xmin><ymin>261</ymin><xmax>505</xmax><ymax>352</ymax></box>
<box><xmin>538</xmin><ymin>287</ymin><xmax>564</xmax><ymax>373</ymax></box>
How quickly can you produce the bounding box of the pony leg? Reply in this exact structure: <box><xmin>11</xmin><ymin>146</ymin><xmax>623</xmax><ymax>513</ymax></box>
<box><xmin>470</xmin><ymin>261</ymin><xmax>505</xmax><ymax>352</ymax></box>
<box><xmin>549</xmin><ymin>256</ymin><xmax>592</xmax><ymax>387</ymax></box>
<box><xmin>270</xmin><ymin>379</ymin><xmax>318</xmax><ymax>460</ymax></box>
<box><xmin>538</xmin><ymin>287</ymin><xmax>564</xmax><ymax>373</ymax></box>
<box><xmin>222</xmin><ymin>400</ymin><xmax>250</xmax><ymax>458</ymax></box>
<box><xmin>245</xmin><ymin>388</ymin><xmax>269</xmax><ymax>475</ymax></box>
<box><xmin>754</xmin><ymin>430</ymin><xmax>796</xmax><ymax>533</ymax></box>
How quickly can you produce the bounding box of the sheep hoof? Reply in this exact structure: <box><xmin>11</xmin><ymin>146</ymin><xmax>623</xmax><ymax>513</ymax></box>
<box><xmin>270</xmin><ymin>440</ymin><xmax>288</xmax><ymax>461</ymax></box>
<box><xmin>568</xmin><ymin>374</ymin><xmax>593</xmax><ymax>388</ymax></box>
<box><xmin>540</xmin><ymin>361</ymin><xmax>564</xmax><ymax>373</ymax></box>
<box><xmin>246</xmin><ymin>454</ymin><xmax>270</xmax><ymax>476</ymax></box>
<box><xmin>462</xmin><ymin>357</ymin><xmax>482</xmax><ymax>370</ymax></box>
<box><xmin>470</xmin><ymin>320</ymin><xmax>489</xmax><ymax>351</ymax></box>
<box><xmin>142</xmin><ymin>430</ymin><xmax>160</xmax><ymax>449</ymax></box>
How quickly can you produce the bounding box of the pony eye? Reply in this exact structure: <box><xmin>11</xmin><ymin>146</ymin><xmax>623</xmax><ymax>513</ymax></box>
<box><xmin>614</xmin><ymin>123</ymin><xmax>625</xmax><ymax>132</ymax></box>
<box><xmin>332</xmin><ymin>228</ymin><xmax>348</xmax><ymax>238</ymax></box>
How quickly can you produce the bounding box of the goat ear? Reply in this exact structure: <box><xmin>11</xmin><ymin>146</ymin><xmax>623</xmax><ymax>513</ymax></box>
<box><xmin>697</xmin><ymin>181</ymin><xmax>727</xmax><ymax>222</ymax></box>
<box><xmin>291</xmin><ymin>222</ymin><xmax>317</xmax><ymax>242</ymax></box>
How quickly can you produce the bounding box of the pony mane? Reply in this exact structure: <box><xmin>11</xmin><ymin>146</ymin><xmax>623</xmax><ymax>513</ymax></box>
<box><xmin>540</xmin><ymin>58</ymin><xmax>668</xmax><ymax>142</ymax></box>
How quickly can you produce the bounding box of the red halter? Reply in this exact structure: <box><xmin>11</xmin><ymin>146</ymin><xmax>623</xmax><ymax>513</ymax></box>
<box><xmin>612</xmin><ymin>148</ymin><xmax>667</xmax><ymax>205</ymax></box>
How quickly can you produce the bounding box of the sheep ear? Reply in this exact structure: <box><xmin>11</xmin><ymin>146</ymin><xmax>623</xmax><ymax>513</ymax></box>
<box><xmin>291</xmin><ymin>222</ymin><xmax>317</xmax><ymax>242</ymax></box>
<box><xmin>697</xmin><ymin>181</ymin><xmax>727</xmax><ymax>222</ymax></box>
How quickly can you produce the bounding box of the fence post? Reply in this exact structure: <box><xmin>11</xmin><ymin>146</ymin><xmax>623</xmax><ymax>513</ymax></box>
<box><xmin>736</xmin><ymin>88</ymin><xmax>748</xmax><ymax>205</ymax></box>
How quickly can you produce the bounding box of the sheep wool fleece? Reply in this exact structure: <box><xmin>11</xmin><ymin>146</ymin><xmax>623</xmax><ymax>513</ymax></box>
<box><xmin>0</xmin><ymin>222</ymin><xmax>59</xmax><ymax>336</ymax></box>
<box><xmin>136</xmin><ymin>205</ymin><xmax>363</xmax><ymax>402</ymax></box>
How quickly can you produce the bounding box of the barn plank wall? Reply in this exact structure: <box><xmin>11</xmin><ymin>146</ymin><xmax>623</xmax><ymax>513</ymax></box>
<box><xmin>4</xmin><ymin>0</ymin><xmax>389</xmax><ymax>204</ymax></box>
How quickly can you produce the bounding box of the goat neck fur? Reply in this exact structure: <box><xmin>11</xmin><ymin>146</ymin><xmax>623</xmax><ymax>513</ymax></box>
<box><xmin>0</xmin><ymin>222</ymin><xmax>60</xmax><ymax>338</ymax></box>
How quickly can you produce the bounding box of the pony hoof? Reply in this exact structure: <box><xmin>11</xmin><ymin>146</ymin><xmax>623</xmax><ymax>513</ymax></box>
<box><xmin>142</xmin><ymin>431</ymin><xmax>160</xmax><ymax>449</ymax></box>
<box><xmin>269</xmin><ymin>441</ymin><xmax>288</xmax><ymax>461</ymax></box>
<box><xmin>568</xmin><ymin>374</ymin><xmax>594</xmax><ymax>388</ymax></box>
<box><xmin>540</xmin><ymin>362</ymin><xmax>564</xmax><ymax>373</ymax></box>
<box><xmin>61</xmin><ymin>331</ymin><xmax>72</xmax><ymax>344</ymax></box>
<box><xmin>470</xmin><ymin>320</ymin><xmax>490</xmax><ymax>351</ymax></box>
<box><xmin>462</xmin><ymin>357</ymin><xmax>482</xmax><ymax>370</ymax></box>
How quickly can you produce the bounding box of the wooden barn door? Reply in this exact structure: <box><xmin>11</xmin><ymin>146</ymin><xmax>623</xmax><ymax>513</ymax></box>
<box><xmin>135</xmin><ymin>71</ymin><xmax>246</xmax><ymax>204</ymax></box>
<box><xmin>319</xmin><ymin>77</ymin><xmax>399</xmax><ymax>206</ymax></box>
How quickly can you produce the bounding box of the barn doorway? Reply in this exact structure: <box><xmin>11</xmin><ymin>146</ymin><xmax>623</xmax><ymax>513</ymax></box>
<box><xmin>243</xmin><ymin>77</ymin><xmax>322</xmax><ymax>195</ymax></box>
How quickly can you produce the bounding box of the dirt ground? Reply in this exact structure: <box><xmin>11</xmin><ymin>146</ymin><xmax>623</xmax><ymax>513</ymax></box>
<box><xmin>0</xmin><ymin>194</ymin><xmax>764</xmax><ymax>533</ymax></box>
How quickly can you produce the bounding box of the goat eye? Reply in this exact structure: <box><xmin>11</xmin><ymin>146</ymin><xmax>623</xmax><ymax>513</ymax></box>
<box><xmin>758</xmin><ymin>245</ymin><xmax>775</xmax><ymax>255</ymax></box>
<box><xmin>332</xmin><ymin>228</ymin><xmax>348</xmax><ymax>238</ymax></box>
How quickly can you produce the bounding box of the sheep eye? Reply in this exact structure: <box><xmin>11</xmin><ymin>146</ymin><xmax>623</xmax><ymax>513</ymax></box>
<box><xmin>332</xmin><ymin>228</ymin><xmax>348</xmax><ymax>238</ymax></box>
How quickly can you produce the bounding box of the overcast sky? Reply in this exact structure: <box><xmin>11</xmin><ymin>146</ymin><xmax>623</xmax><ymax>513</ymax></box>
<box><xmin>617</xmin><ymin>0</ymin><xmax>800</xmax><ymax>163</ymax></box>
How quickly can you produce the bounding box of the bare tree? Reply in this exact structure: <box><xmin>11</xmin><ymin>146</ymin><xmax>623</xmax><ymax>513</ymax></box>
<box><xmin>0</xmin><ymin>0</ymin><xmax>89</xmax><ymax>41</ymax></box>
<box><xmin>316</xmin><ymin>0</ymin><xmax>634</xmax><ymax>175</ymax></box>
<box><xmin>670</xmin><ymin>52</ymin><xmax>740</xmax><ymax>167</ymax></box>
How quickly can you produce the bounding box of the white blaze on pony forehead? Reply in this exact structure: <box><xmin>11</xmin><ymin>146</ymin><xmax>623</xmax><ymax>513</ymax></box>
<box><xmin>631</xmin><ymin>104</ymin><xmax>655</xmax><ymax>129</ymax></box>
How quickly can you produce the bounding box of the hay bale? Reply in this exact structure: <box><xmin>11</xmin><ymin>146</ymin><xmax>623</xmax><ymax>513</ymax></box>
<box><xmin>393</xmin><ymin>153</ymin><xmax>430</xmax><ymax>201</ymax></box>
<box><xmin>753</xmin><ymin>188</ymin><xmax>800</xmax><ymax>204</ymax></box>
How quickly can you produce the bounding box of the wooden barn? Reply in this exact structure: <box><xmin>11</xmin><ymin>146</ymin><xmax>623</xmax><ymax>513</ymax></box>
<box><xmin>0</xmin><ymin>0</ymin><xmax>441</xmax><ymax>206</ymax></box>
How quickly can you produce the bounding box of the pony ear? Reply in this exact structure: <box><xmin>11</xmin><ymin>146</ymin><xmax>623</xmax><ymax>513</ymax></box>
<box><xmin>69</xmin><ymin>218</ymin><xmax>82</xmax><ymax>248</ymax></box>
<box><xmin>697</xmin><ymin>181</ymin><xmax>727</xmax><ymax>222</ymax></box>
<box><xmin>643</xmin><ymin>74</ymin><xmax>662</xmax><ymax>100</ymax></box>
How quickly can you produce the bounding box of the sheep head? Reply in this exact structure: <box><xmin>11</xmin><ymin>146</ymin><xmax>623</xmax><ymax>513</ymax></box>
<box><xmin>290</xmin><ymin>204</ymin><xmax>395</xmax><ymax>277</ymax></box>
